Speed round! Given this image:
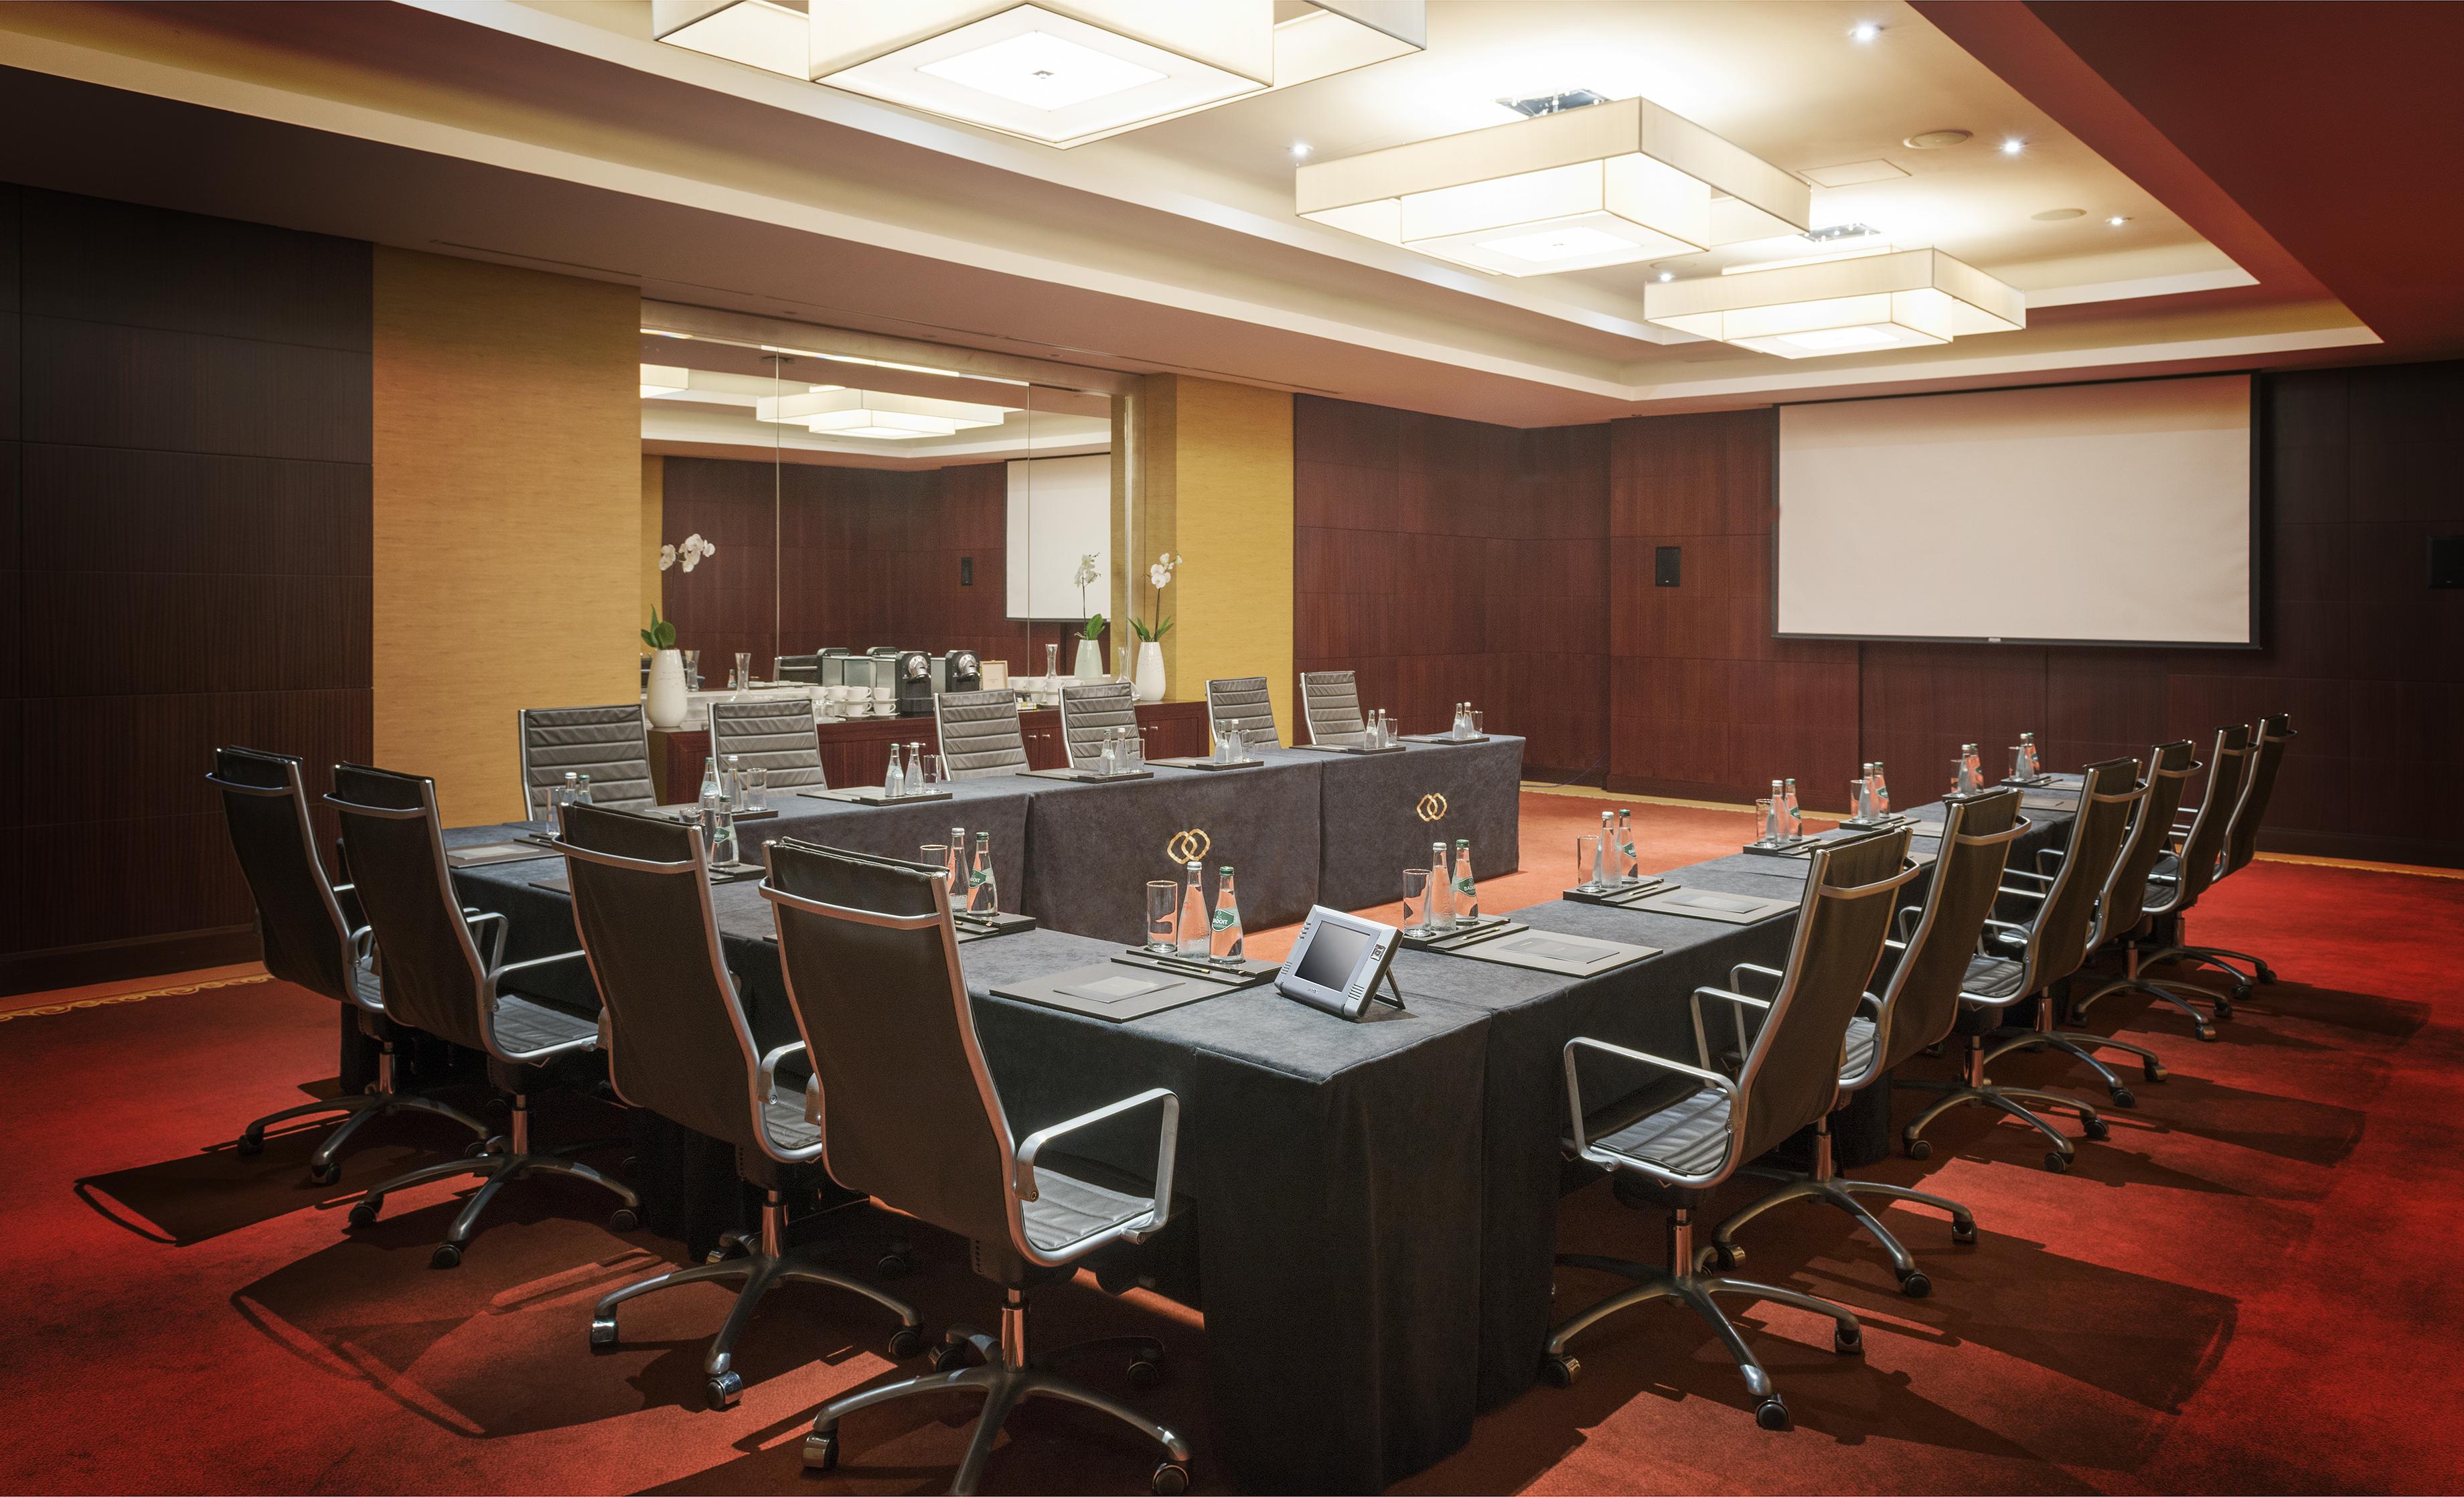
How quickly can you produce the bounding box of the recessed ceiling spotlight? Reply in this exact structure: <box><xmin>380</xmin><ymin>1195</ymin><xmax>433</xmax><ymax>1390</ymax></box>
<box><xmin>1902</xmin><ymin>129</ymin><xmax>1971</xmax><ymax>150</ymax></box>
<box><xmin>1849</xmin><ymin>21</ymin><xmax>1882</xmax><ymax>42</ymax></box>
<box><xmin>2000</xmin><ymin>137</ymin><xmax>2025</xmax><ymax>156</ymax></box>
<box><xmin>1657</xmin><ymin>270</ymin><xmax>1675</xmax><ymax>282</ymax></box>
<box><xmin>1291</xmin><ymin>141</ymin><xmax>1312</xmax><ymax>160</ymax></box>
<box><xmin>2107</xmin><ymin>214</ymin><xmax>2131</xmax><ymax>227</ymax></box>
<box><xmin>2030</xmin><ymin>208</ymin><xmax>2085</xmax><ymax>221</ymax></box>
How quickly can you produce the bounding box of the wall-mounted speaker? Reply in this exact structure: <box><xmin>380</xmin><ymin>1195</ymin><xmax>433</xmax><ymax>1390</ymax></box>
<box><xmin>1654</xmin><ymin>546</ymin><xmax>1681</xmax><ymax>587</ymax></box>
<box><xmin>2431</xmin><ymin>535</ymin><xmax>2463</xmax><ymax>590</ymax></box>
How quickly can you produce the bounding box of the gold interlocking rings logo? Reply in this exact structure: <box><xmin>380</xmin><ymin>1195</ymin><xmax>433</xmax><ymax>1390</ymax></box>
<box><xmin>1416</xmin><ymin>792</ymin><xmax>1450</xmax><ymax>823</ymax></box>
<box><xmin>1165</xmin><ymin>828</ymin><xmax>1212</xmax><ymax>864</ymax></box>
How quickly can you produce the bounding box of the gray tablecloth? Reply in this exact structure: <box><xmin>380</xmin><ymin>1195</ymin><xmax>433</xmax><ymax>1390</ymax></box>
<box><xmin>1272</xmin><ymin>736</ymin><xmax>1525</xmax><ymax>910</ymax></box>
<box><xmin>1018</xmin><ymin>761</ymin><xmax>1324</xmax><ymax>945</ymax></box>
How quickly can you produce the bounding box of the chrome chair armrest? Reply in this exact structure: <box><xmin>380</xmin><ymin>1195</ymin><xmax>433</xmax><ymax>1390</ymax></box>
<box><xmin>758</xmin><ymin>1040</ymin><xmax>808</xmax><ymax>1108</ymax></box>
<box><xmin>1894</xmin><ymin>902</ymin><xmax>1925</xmax><ymax>942</ymax></box>
<box><xmin>1016</xmin><ymin>1088</ymin><xmax>1180</xmax><ymax>1240</ymax></box>
<box><xmin>1727</xmin><ymin>961</ymin><xmax>1784</xmax><ymax>995</ymax></box>
<box><xmin>1561</xmin><ymin>1036</ymin><xmax>1740</xmax><ymax>1160</ymax></box>
<box><xmin>491</xmin><ymin>947</ymin><xmax>588</xmax><ymax>994</ymax></box>
<box><xmin>1981</xmin><ymin>917</ymin><xmax>2032</xmax><ymax>941</ymax></box>
<box><xmin>2035</xmin><ymin>847</ymin><xmax>2069</xmax><ymax>875</ymax></box>
<box><xmin>1689</xmin><ymin>985</ymin><xmax>1770</xmax><ymax>1071</ymax></box>
<box><xmin>2003</xmin><ymin>868</ymin><xmax>2056</xmax><ymax>884</ymax></box>
<box><xmin>1995</xmin><ymin>883</ymin><xmax>2050</xmax><ymax>902</ymax></box>
<box><xmin>464</xmin><ymin>909</ymin><xmax>510</xmax><ymax>969</ymax></box>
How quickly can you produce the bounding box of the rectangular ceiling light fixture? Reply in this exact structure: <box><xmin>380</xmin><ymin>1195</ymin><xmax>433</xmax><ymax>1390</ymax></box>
<box><xmin>757</xmin><ymin>388</ymin><xmax>1012</xmax><ymax>438</ymax></box>
<box><xmin>639</xmin><ymin>364</ymin><xmax>693</xmax><ymax>398</ymax></box>
<box><xmin>651</xmin><ymin>0</ymin><xmax>812</xmax><ymax>76</ymax></box>
<box><xmin>1644</xmin><ymin>247</ymin><xmax>2025</xmax><ymax>358</ymax></box>
<box><xmin>802</xmin><ymin>1</ymin><xmax>1423</xmax><ymax>147</ymax></box>
<box><xmin>1296</xmin><ymin>95</ymin><xmax>1808</xmax><ymax>276</ymax></box>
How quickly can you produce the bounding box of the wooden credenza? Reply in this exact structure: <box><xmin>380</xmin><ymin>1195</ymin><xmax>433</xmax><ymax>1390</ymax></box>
<box><xmin>651</xmin><ymin>698</ymin><xmax>1211</xmax><ymax>801</ymax></box>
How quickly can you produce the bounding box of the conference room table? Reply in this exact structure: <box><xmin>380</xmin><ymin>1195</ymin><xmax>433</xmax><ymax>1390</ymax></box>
<box><xmin>427</xmin><ymin>776</ymin><xmax>2077</xmax><ymax>1493</ymax></box>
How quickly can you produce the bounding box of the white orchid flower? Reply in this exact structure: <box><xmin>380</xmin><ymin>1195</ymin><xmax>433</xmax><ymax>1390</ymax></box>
<box><xmin>1148</xmin><ymin>562</ymin><xmax>1172</xmax><ymax>590</ymax></box>
<box><xmin>658</xmin><ymin>544</ymin><xmax>677</xmax><ymax>570</ymax></box>
<box><xmin>1073</xmin><ymin>552</ymin><xmax>1099</xmax><ymax>588</ymax></box>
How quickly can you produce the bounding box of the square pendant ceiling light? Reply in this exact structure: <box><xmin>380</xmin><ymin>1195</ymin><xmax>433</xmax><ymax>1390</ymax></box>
<box><xmin>651</xmin><ymin>0</ymin><xmax>811</xmax><ymax>76</ymax></box>
<box><xmin>756</xmin><ymin>388</ymin><xmax>1011</xmax><ymax>439</ymax></box>
<box><xmin>1296</xmin><ymin>96</ymin><xmax>1808</xmax><ymax>276</ymax></box>
<box><xmin>810</xmin><ymin>1</ymin><xmax>1423</xmax><ymax>147</ymax></box>
<box><xmin>1644</xmin><ymin>248</ymin><xmax>2025</xmax><ymax>358</ymax></box>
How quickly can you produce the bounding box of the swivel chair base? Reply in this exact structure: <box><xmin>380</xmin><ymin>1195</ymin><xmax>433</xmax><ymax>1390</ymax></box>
<box><xmin>1541</xmin><ymin>1205</ymin><xmax>1863</xmax><ymax>1432</ymax></box>
<box><xmin>805</xmin><ymin>1284</ymin><xmax>1190</xmax><ymax>1495</ymax></box>
<box><xmin>235</xmin><ymin>1043</ymin><xmax>491</xmax><ymax>1184</ymax></box>
<box><xmin>591</xmin><ymin>1188</ymin><xmax>924</xmax><ymax>1409</ymax></box>
<box><xmin>1709</xmin><ymin>1119</ymin><xmax>1975</xmax><ymax>1298</ymax></box>
<box><xmin>345</xmin><ymin>1093</ymin><xmax>637</xmax><ymax>1267</ymax></box>
<box><xmin>1981</xmin><ymin>1023</ymin><xmax>2167</xmax><ymax>1105</ymax></box>
<box><xmin>1898</xmin><ymin>1035</ymin><xmax>2108</xmax><ymax>1174</ymax></box>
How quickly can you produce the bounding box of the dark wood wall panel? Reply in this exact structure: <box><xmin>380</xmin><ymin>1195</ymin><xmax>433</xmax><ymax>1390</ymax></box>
<box><xmin>660</xmin><ymin>456</ymin><xmax>1077</xmax><ymax>687</ymax></box>
<box><xmin>1292</xmin><ymin>395</ymin><xmax>1607</xmax><ymax>777</ymax></box>
<box><xmin>1</xmin><ymin>184</ymin><xmax>374</xmax><ymax>990</ymax></box>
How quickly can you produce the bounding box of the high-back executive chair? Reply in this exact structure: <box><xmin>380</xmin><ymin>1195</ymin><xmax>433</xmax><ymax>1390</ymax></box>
<box><xmin>1985</xmin><ymin>739</ymin><xmax>2199</xmax><ymax>1101</ymax></box>
<box><xmin>1298</xmin><ymin>669</ymin><xmax>1367</xmax><ymax>746</ymax></box>
<box><xmin>1203</xmin><ymin>676</ymin><xmax>1278</xmax><ymax>751</ymax></box>
<box><xmin>708</xmin><ymin>696</ymin><xmax>829</xmax><ymax>791</ymax></box>
<box><xmin>1898</xmin><ymin>756</ymin><xmax>2141</xmax><ymax>1172</ymax></box>
<box><xmin>2141</xmin><ymin>713</ymin><xmax>2297</xmax><ymax>1008</ymax></box>
<box><xmin>326</xmin><ymin>763</ymin><xmax>638</xmax><ymax>1267</ymax></box>
<box><xmin>517</xmin><ymin>704</ymin><xmax>657</xmax><ymax>819</ymax></box>
<box><xmin>1541</xmin><ymin>828</ymin><xmax>1918</xmax><ymax>1432</ymax></box>
<box><xmin>1058</xmin><ymin>680</ymin><xmax>1139</xmax><ymax>771</ymax></box>
<box><xmin>556</xmin><ymin>805</ymin><xmax>920</xmax><ymax>1410</ymax></box>
<box><xmin>1711</xmin><ymin>788</ymin><xmax>2027</xmax><ymax>1297</ymax></box>
<box><xmin>763</xmin><ymin>840</ymin><xmax>1192</xmax><ymax>1496</ymax></box>
<box><xmin>212</xmin><ymin>747</ymin><xmax>490</xmax><ymax>1178</ymax></box>
<box><xmin>933</xmin><ymin>688</ymin><xmax>1030</xmax><ymax>780</ymax></box>
<box><xmin>2072</xmin><ymin>724</ymin><xmax>2256</xmax><ymax>1038</ymax></box>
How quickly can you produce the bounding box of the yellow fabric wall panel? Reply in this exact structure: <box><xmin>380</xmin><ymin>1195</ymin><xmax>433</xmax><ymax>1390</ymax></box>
<box><xmin>1142</xmin><ymin>376</ymin><xmax>1294</xmax><ymax>732</ymax></box>
<box><xmin>641</xmin><ymin>455</ymin><xmax>666</xmax><ymax>631</ymax></box>
<box><xmin>372</xmin><ymin>248</ymin><xmax>641</xmax><ymax>825</ymax></box>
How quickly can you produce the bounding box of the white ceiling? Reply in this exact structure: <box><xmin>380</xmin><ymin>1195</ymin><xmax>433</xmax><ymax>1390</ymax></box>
<box><xmin>0</xmin><ymin>0</ymin><xmax>2380</xmax><ymax>424</ymax></box>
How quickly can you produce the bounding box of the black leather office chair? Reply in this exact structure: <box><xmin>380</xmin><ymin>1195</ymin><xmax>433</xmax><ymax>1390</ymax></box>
<box><xmin>709</xmin><ymin>697</ymin><xmax>829</xmax><ymax>791</ymax></box>
<box><xmin>2141</xmin><ymin>713</ymin><xmax>2297</xmax><ymax>1005</ymax></box>
<box><xmin>1203</xmin><ymin>676</ymin><xmax>1278</xmax><ymax>751</ymax></box>
<box><xmin>1299</xmin><ymin>669</ymin><xmax>1367</xmax><ymax>746</ymax></box>
<box><xmin>1711</xmin><ymin>789</ymin><xmax>2027</xmax><ymax>1297</ymax></box>
<box><xmin>1541</xmin><ymin>828</ymin><xmax>1917</xmax><ymax>1432</ymax></box>
<box><xmin>211</xmin><ymin>747</ymin><xmax>490</xmax><ymax>1178</ymax></box>
<box><xmin>762</xmin><ymin>839</ymin><xmax>1191</xmax><ymax>1496</ymax></box>
<box><xmin>327</xmin><ymin>763</ymin><xmax>638</xmax><ymax>1267</ymax></box>
<box><xmin>1898</xmin><ymin>757</ymin><xmax>2139</xmax><ymax>1172</ymax></box>
<box><xmin>2071</xmin><ymin>724</ymin><xmax>2255</xmax><ymax>1037</ymax></box>
<box><xmin>1987</xmin><ymin>740</ymin><xmax>2199</xmax><ymax>1095</ymax></box>
<box><xmin>556</xmin><ymin>805</ymin><xmax>922</xmax><ymax>1409</ymax></box>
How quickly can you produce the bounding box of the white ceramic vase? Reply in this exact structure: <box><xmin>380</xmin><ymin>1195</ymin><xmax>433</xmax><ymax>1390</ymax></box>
<box><xmin>645</xmin><ymin>648</ymin><xmax>688</xmax><ymax>728</ymax></box>
<box><xmin>1133</xmin><ymin>640</ymin><xmax>1166</xmax><ymax>704</ymax></box>
<box><xmin>1073</xmin><ymin>637</ymin><xmax>1104</xmax><ymax>682</ymax></box>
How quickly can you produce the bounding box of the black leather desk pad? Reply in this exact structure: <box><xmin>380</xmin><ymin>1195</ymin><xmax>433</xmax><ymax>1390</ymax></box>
<box><xmin>1021</xmin><ymin>767</ymin><xmax>1156</xmax><ymax>783</ymax></box>
<box><xmin>1399</xmin><ymin>733</ymin><xmax>1491</xmax><ymax>746</ymax></box>
<box><xmin>991</xmin><ymin>960</ymin><xmax>1246</xmax><ymax>1022</ymax></box>
<box><xmin>1433</xmin><ymin>929</ymin><xmax>1658</xmax><ymax>977</ymax></box>
<box><xmin>528</xmin><ymin>860</ymin><xmax>761</xmax><ymax>895</ymax></box>
<box><xmin>1622</xmin><ymin>886</ymin><xmax>1798</xmax><ymax>925</ymax></box>
<box><xmin>805</xmin><ymin>786</ymin><xmax>956</xmax><ymax>805</ymax></box>
<box><xmin>1563</xmin><ymin>878</ymin><xmax>1672</xmax><ymax>909</ymax></box>
<box><xmin>1147</xmin><ymin>757</ymin><xmax>1267</xmax><ymax>772</ymax></box>
<box><xmin>652</xmin><ymin>803</ymin><xmax>779</xmax><ymax>822</ymax></box>
<box><xmin>447</xmin><ymin>841</ymin><xmax>557</xmax><ymax>868</ymax></box>
<box><xmin>2021</xmin><ymin>791</ymin><xmax>2081</xmax><ymax>811</ymax></box>
<box><xmin>1291</xmin><ymin>743</ymin><xmax>1406</xmax><ymax>756</ymax></box>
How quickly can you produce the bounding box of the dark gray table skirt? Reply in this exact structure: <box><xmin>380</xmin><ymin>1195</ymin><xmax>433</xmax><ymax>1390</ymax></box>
<box><xmin>1278</xmin><ymin>737</ymin><xmax>1524</xmax><ymax>911</ymax></box>
<box><xmin>1018</xmin><ymin>762</ymin><xmax>1323</xmax><ymax>945</ymax></box>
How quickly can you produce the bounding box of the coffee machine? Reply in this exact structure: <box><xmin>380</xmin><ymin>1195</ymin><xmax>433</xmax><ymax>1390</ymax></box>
<box><xmin>943</xmin><ymin>650</ymin><xmax>982</xmax><ymax>694</ymax></box>
<box><xmin>895</xmin><ymin>650</ymin><xmax>937</xmax><ymax>717</ymax></box>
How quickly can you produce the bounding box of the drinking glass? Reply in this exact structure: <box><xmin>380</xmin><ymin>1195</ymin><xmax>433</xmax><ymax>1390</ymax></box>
<box><xmin>1949</xmin><ymin>757</ymin><xmax>1969</xmax><ymax>797</ymax></box>
<box><xmin>732</xmin><ymin>651</ymin><xmax>750</xmax><ymax>691</ymax></box>
<box><xmin>1401</xmin><ymin>868</ymin><xmax>1431</xmax><ymax>937</ymax></box>
<box><xmin>2011</xmin><ymin>745</ymin><xmax>2030</xmax><ymax>781</ymax></box>
<box><xmin>741</xmin><ymin>765</ymin><xmax>767</xmax><ymax>813</ymax></box>
<box><xmin>921</xmin><ymin>845</ymin><xmax>949</xmax><ymax>890</ymax></box>
<box><xmin>682</xmin><ymin>649</ymin><xmax>702</xmax><ymax>690</ymax></box>
<box><xmin>1470</xmin><ymin>710</ymin><xmax>1484</xmax><ymax>736</ymax></box>
<box><xmin>1144</xmin><ymin>881</ymin><xmax>1179</xmax><ymax>953</ymax></box>
<box><xmin>1755</xmin><ymin>797</ymin><xmax>1778</xmax><ymax>845</ymax></box>
<box><xmin>1575</xmin><ymin>834</ymin><xmax>1602</xmax><ymax>892</ymax></box>
<box><xmin>921</xmin><ymin>754</ymin><xmax>943</xmax><ymax>786</ymax></box>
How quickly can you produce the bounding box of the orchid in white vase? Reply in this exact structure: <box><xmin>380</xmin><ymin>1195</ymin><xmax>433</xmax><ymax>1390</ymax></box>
<box><xmin>1132</xmin><ymin>552</ymin><xmax>1180</xmax><ymax>642</ymax></box>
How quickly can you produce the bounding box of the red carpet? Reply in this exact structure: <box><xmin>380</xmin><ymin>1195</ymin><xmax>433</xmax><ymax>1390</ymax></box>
<box><xmin>2</xmin><ymin>793</ymin><xmax>2460</xmax><ymax>1494</ymax></box>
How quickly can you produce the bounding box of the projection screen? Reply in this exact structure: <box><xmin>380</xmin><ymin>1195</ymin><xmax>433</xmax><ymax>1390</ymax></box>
<box><xmin>1775</xmin><ymin>376</ymin><xmax>2255</xmax><ymax>645</ymax></box>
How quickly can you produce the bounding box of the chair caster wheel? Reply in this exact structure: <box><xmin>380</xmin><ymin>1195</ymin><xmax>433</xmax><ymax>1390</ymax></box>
<box><xmin>1950</xmin><ymin>1218</ymin><xmax>1977</xmax><ymax>1245</ymax></box>
<box><xmin>930</xmin><ymin>1342</ymin><xmax>970</xmax><ymax>1374</ymax></box>
<box><xmin>887</xmin><ymin>1325</ymin><xmax>925</xmax><ymax>1360</ymax></box>
<box><xmin>705</xmin><ymin>1371</ymin><xmax>743</xmax><ymax>1410</ymax></box>
<box><xmin>1151</xmin><ymin>1460</ymin><xmax>1190</xmax><ymax>1496</ymax></box>
<box><xmin>1833</xmin><ymin>1323</ymin><xmax>1863</xmax><ymax>1355</ymax></box>
<box><xmin>1708</xmin><ymin>1241</ymin><xmax>1744</xmax><ymax>1271</ymax></box>
<box><xmin>2083</xmin><ymin>1117</ymin><xmax>2111</xmax><ymax>1141</ymax></box>
<box><xmin>589</xmin><ymin>1317</ymin><xmax>618</xmax><ymax>1350</ymax></box>
<box><xmin>2044</xmin><ymin>1151</ymin><xmax>2069</xmax><ymax>1174</ymax></box>
<box><xmin>308</xmin><ymin>1160</ymin><xmax>339</xmax><ymax>1185</ymax></box>
<box><xmin>2218</xmin><ymin>994</ymin><xmax>2240</xmax><ymax>1017</ymax></box>
<box><xmin>1755</xmin><ymin>1397</ymin><xmax>1792</xmax><ymax>1431</ymax></box>
<box><xmin>1539</xmin><ymin>1353</ymin><xmax>1580</xmax><ymax>1388</ymax></box>
<box><xmin>235</xmin><ymin>1134</ymin><xmax>264</xmax><ymax>1157</ymax></box>
<box><xmin>2253</xmin><ymin>965</ymin><xmax>2277</xmax><ymax>986</ymax></box>
<box><xmin>348</xmin><ymin>1198</ymin><xmax>381</xmax><ymax>1228</ymax></box>
<box><xmin>2194</xmin><ymin>1024</ymin><xmax>2218</xmax><ymax>1043</ymax></box>
<box><xmin>431</xmin><ymin>1243</ymin><xmax>462</xmax><ymax>1269</ymax></box>
<box><xmin>2110</xmin><ymin>1087</ymin><xmax>2136</xmax><ymax>1109</ymax></box>
<box><xmin>1898</xmin><ymin>1271</ymin><xmax>1931</xmax><ymax>1299</ymax></box>
<box><xmin>1128</xmin><ymin>1358</ymin><xmax>1164</xmax><ymax>1390</ymax></box>
<box><xmin>607</xmin><ymin>1208</ymin><xmax>639</xmax><ymax>1233</ymax></box>
<box><xmin>877</xmin><ymin>1249</ymin><xmax>918</xmax><ymax>1279</ymax></box>
<box><xmin>801</xmin><ymin>1432</ymin><xmax>838</xmax><ymax>1472</ymax></box>
<box><xmin>464</xmin><ymin>1139</ymin><xmax>491</xmax><ymax>1158</ymax></box>
<box><xmin>1903</xmin><ymin>1137</ymin><xmax>1932</xmax><ymax>1162</ymax></box>
<box><xmin>2144</xmin><ymin>1060</ymin><xmax>2167</xmax><ymax>1083</ymax></box>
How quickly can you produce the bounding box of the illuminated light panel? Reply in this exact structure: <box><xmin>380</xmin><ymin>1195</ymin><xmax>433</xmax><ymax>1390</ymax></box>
<box><xmin>1298</xmin><ymin>95</ymin><xmax>1808</xmax><ymax>278</ymax></box>
<box><xmin>649</xmin><ymin>0</ymin><xmax>810</xmax><ymax>76</ymax></box>
<box><xmin>639</xmin><ymin>364</ymin><xmax>692</xmax><ymax>398</ymax></box>
<box><xmin>755</xmin><ymin>387</ymin><xmax>1010</xmax><ymax>439</ymax></box>
<box><xmin>807</xmin><ymin>2</ymin><xmax>1423</xmax><ymax>148</ymax></box>
<box><xmin>1645</xmin><ymin>248</ymin><xmax>2025</xmax><ymax>360</ymax></box>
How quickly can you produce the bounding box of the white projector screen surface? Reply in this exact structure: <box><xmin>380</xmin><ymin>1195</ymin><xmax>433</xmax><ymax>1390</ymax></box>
<box><xmin>1776</xmin><ymin>376</ymin><xmax>2253</xmax><ymax>645</ymax></box>
<box><xmin>1005</xmin><ymin>453</ymin><xmax>1111</xmax><ymax>621</ymax></box>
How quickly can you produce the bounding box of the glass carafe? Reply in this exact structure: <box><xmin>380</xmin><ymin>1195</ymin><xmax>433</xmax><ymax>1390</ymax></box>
<box><xmin>967</xmin><ymin>832</ymin><xmax>998</xmax><ymax>915</ymax></box>
<box><xmin>883</xmin><ymin>744</ymin><xmax>905</xmax><ymax>799</ymax></box>
<box><xmin>1209</xmin><ymin>866</ymin><xmax>1245</xmax><ymax>965</ymax></box>
<box><xmin>1453</xmin><ymin>838</ymin><xmax>1478</xmax><ymax>921</ymax></box>
<box><xmin>905</xmin><ymin>742</ymin><xmax>923</xmax><ymax>792</ymax></box>
<box><xmin>1428</xmin><ymin>840</ymin><xmax>1456</xmax><ymax>931</ymax></box>
<box><xmin>1178</xmin><ymin>860</ymin><xmax>1209</xmax><ymax>958</ymax></box>
<box><xmin>1782</xmin><ymin>777</ymin><xmax>1802</xmax><ymax>840</ymax></box>
<box><xmin>1615</xmin><ymin>808</ymin><xmax>1638</xmax><ymax>885</ymax></box>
